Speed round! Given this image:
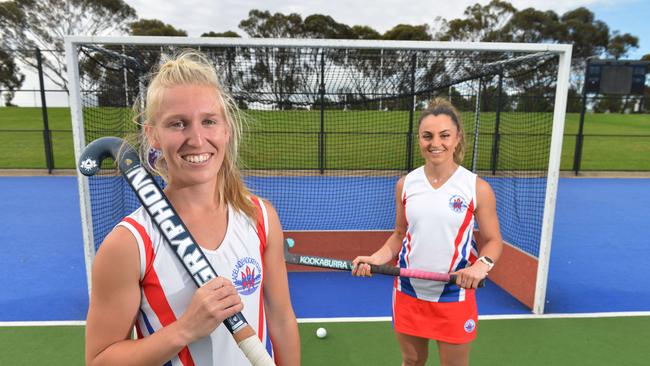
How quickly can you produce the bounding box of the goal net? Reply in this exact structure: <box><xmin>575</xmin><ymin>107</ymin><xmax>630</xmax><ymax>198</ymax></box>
<box><xmin>66</xmin><ymin>36</ymin><xmax>571</xmax><ymax>314</ymax></box>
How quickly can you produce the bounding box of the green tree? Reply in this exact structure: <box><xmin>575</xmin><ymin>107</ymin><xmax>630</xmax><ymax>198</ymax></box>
<box><xmin>503</xmin><ymin>8</ymin><xmax>563</xmax><ymax>43</ymax></box>
<box><xmin>201</xmin><ymin>31</ymin><xmax>240</xmax><ymax>37</ymax></box>
<box><xmin>436</xmin><ymin>3</ymin><xmax>639</xmax><ymax>64</ymax></box>
<box><xmin>375</xmin><ymin>26</ymin><xmax>432</xmax><ymax>109</ymax></box>
<box><xmin>0</xmin><ymin>48</ymin><xmax>24</xmax><ymax>106</ymax></box>
<box><xmin>557</xmin><ymin>7</ymin><xmax>610</xmax><ymax>61</ymax></box>
<box><xmin>434</xmin><ymin>2</ymin><xmax>640</xmax><ymax>102</ymax></box>
<box><xmin>239</xmin><ymin>10</ymin><xmax>303</xmax><ymax>38</ymax></box>
<box><xmin>607</xmin><ymin>32</ymin><xmax>639</xmax><ymax>59</ymax></box>
<box><xmin>200</xmin><ymin>30</ymin><xmax>243</xmax><ymax>104</ymax></box>
<box><xmin>382</xmin><ymin>24</ymin><xmax>431</xmax><ymax>41</ymax></box>
<box><xmin>238</xmin><ymin>10</ymin><xmax>307</xmax><ymax>109</ymax></box>
<box><xmin>303</xmin><ymin>14</ymin><xmax>354</xmax><ymax>39</ymax></box>
<box><xmin>351</xmin><ymin>25</ymin><xmax>381</xmax><ymax>40</ymax></box>
<box><xmin>435</xmin><ymin>0</ymin><xmax>516</xmax><ymax>41</ymax></box>
<box><xmin>130</xmin><ymin>19</ymin><xmax>186</xmax><ymax>36</ymax></box>
<box><xmin>83</xmin><ymin>20</ymin><xmax>186</xmax><ymax>108</ymax></box>
<box><xmin>0</xmin><ymin>0</ymin><xmax>136</xmax><ymax>90</ymax></box>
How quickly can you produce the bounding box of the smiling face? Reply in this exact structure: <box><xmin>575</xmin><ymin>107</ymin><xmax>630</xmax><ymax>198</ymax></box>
<box><xmin>418</xmin><ymin>114</ymin><xmax>461</xmax><ymax>167</ymax></box>
<box><xmin>147</xmin><ymin>84</ymin><xmax>230</xmax><ymax>187</ymax></box>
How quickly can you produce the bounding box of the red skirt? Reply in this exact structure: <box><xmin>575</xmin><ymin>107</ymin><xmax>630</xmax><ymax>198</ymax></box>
<box><xmin>392</xmin><ymin>289</ymin><xmax>478</xmax><ymax>344</ymax></box>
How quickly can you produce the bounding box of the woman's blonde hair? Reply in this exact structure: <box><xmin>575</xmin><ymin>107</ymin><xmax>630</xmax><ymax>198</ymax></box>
<box><xmin>418</xmin><ymin>97</ymin><xmax>466</xmax><ymax>165</ymax></box>
<box><xmin>133</xmin><ymin>50</ymin><xmax>256</xmax><ymax>219</ymax></box>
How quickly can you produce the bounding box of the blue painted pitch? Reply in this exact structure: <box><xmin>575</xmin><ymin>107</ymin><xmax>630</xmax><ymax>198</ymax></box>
<box><xmin>0</xmin><ymin>176</ymin><xmax>648</xmax><ymax>321</ymax></box>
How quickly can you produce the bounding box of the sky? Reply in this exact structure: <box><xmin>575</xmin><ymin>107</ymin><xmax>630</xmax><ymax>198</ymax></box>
<box><xmin>125</xmin><ymin>0</ymin><xmax>648</xmax><ymax>58</ymax></box>
<box><xmin>11</xmin><ymin>0</ymin><xmax>649</xmax><ymax>107</ymax></box>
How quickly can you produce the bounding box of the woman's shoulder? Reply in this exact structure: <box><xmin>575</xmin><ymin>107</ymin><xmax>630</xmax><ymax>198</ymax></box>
<box><xmin>109</xmin><ymin>206</ymin><xmax>156</xmax><ymax>258</ymax></box>
<box><xmin>475</xmin><ymin>176</ymin><xmax>494</xmax><ymax>194</ymax></box>
<box><xmin>95</xmin><ymin>223</ymin><xmax>141</xmax><ymax>275</ymax></box>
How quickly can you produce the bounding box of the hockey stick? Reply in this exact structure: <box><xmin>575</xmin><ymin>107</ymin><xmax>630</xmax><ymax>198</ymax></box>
<box><xmin>284</xmin><ymin>238</ymin><xmax>485</xmax><ymax>287</ymax></box>
<box><xmin>79</xmin><ymin>137</ymin><xmax>274</xmax><ymax>366</ymax></box>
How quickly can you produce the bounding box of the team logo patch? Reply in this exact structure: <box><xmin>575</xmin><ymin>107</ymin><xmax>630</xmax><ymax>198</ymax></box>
<box><xmin>232</xmin><ymin>257</ymin><xmax>262</xmax><ymax>295</ymax></box>
<box><xmin>449</xmin><ymin>195</ymin><xmax>469</xmax><ymax>213</ymax></box>
<box><xmin>464</xmin><ymin>319</ymin><xmax>476</xmax><ymax>333</ymax></box>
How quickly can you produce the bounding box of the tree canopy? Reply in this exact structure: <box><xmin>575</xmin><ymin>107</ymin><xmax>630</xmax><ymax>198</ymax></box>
<box><xmin>0</xmin><ymin>48</ymin><xmax>24</xmax><ymax>106</ymax></box>
<box><xmin>382</xmin><ymin>24</ymin><xmax>431</xmax><ymax>41</ymax></box>
<box><xmin>130</xmin><ymin>19</ymin><xmax>187</xmax><ymax>36</ymax></box>
<box><xmin>435</xmin><ymin>0</ymin><xmax>516</xmax><ymax>42</ymax></box>
<box><xmin>435</xmin><ymin>3</ymin><xmax>639</xmax><ymax>62</ymax></box>
<box><xmin>0</xmin><ymin>1</ymin><xmax>644</xmax><ymax>103</ymax></box>
<box><xmin>302</xmin><ymin>14</ymin><xmax>354</xmax><ymax>39</ymax></box>
<box><xmin>0</xmin><ymin>0</ymin><xmax>137</xmax><ymax>90</ymax></box>
<box><xmin>233</xmin><ymin>4</ymin><xmax>641</xmax><ymax>62</ymax></box>
<box><xmin>238</xmin><ymin>10</ymin><xmax>303</xmax><ymax>38</ymax></box>
<box><xmin>607</xmin><ymin>32</ymin><xmax>639</xmax><ymax>60</ymax></box>
<box><xmin>201</xmin><ymin>31</ymin><xmax>240</xmax><ymax>38</ymax></box>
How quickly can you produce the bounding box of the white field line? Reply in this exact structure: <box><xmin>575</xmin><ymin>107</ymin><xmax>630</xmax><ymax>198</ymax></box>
<box><xmin>0</xmin><ymin>320</ymin><xmax>86</xmax><ymax>327</ymax></box>
<box><xmin>298</xmin><ymin>311</ymin><xmax>650</xmax><ymax>323</ymax></box>
<box><xmin>5</xmin><ymin>312</ymin><xmax>649</xmax><ymax>327</ymax></box>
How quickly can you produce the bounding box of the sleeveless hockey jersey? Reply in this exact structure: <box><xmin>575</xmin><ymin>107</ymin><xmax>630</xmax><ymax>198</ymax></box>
<box><xmin>396</xmin><ymin>165</ymin><xmax>478</xmax><ymax>302</ymax></box>
<box><xmin>118</xmin><ymin>196</ymin><xmax>272</xmax><ymax>366</ymax></box>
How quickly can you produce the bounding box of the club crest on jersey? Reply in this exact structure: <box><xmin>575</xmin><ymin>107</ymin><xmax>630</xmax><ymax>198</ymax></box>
<box><xmin>449</xmin><ymin>195</ymin><xmax>469</xmax><ymax>213</ymax></box>
<box><xmin>464</xmin><ymin>319</ymin><xmax>476</xmax><ymax>333</ymax></box>
<box><xmin>232</xmin><ymin>257</ymin><xmax>262</xmax><ymax>295</ymax></box>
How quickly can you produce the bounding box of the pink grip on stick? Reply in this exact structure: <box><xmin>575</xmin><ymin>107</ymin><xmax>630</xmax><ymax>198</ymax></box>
<box><xmin>399</xmin><ymin>268</ymin><xmax>451</xmax><ymax>282</ymax></box>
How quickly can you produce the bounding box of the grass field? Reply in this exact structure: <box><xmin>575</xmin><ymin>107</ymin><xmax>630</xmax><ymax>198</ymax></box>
<box><xmin>0</xmin><ymin>107</ymin><xmax>649</xmax><ymax>170</ymax></box>
<box><xmin>1</xmin><ymin>316</ymin><xmax>647</xmax><ymax>365</ymax></box>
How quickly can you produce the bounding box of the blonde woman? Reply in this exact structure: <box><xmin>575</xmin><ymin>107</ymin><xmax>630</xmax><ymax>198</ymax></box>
<box><xmin>85</xmin><ymin>51</ymin><xmax>300</xmax><ymax>365</ymax></box>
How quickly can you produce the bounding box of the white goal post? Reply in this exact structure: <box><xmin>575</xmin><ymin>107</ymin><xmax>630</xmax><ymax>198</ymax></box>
<box><xmin>65</xmin><ymin>36</ymin><xmax>571</xmax><ymax>314</ymax></box>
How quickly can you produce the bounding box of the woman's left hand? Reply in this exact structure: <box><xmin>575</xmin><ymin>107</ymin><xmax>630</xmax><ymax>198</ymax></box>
<box><xmin>451</xmin><ymin>262</ymin><xmax>489</xmax><ymax>289</ymax></box>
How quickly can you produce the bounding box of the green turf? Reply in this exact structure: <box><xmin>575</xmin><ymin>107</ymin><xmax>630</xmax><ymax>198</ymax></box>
<box><xmin>0</xmin><ymin>107</ymin><xmax>649</xmax><ymax>170</ymax></box>
<box><xmin>1</xmin><ymin>316</ymin><xmax>648</xmax><ymax>365</ymax></box>
<box><xmin>300</xmin><ymin>317</ymin><xmax>650</xmax><ymax>365</ymax></box>
<box><xmin>0</xmin><ymin>326</ymin><xmax>85</xmax><ymax>365</ymax></box>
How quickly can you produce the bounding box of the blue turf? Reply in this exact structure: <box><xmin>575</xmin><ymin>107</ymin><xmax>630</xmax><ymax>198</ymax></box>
<box><xmin>1</xmin><ymin>177</ymin><xmax>648</xmax><ymax>321</ymax></box>
<box><xmin>0</xmin><ymin>177</ymin><xmax>88</xmax><ymax>321</ymax></box>
<box><xmin>545</xmin><ymin>178</ymin><xmax>650</xmax><ymax>313</ymax></box>
<box><xmin>289</xmin><ymin>272</ymin><xmax>530</xmax><ymax>318</ymax></box>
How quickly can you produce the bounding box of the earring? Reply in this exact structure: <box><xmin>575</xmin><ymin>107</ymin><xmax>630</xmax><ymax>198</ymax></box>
<box><xmin>147</xmin><ymin>147</ymin><xmax>162</xmax><ymax>169</ymax></box>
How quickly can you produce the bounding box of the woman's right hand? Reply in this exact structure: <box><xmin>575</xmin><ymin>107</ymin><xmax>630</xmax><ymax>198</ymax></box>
<box><xmin>177</xmin><ymin>277</ymin><xmax>243</xmax><ymax>342</ymax></box>
<box><xmin>351</xmin><ymin>256</ymin><xmax>378</xmax><ymax>277</ymax></box>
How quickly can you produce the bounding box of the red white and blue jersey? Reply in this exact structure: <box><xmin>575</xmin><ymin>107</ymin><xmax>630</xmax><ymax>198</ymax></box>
<box><xmin>396</xmin><ymin>166</ymin><xmax>478</xmax><ymax>302</ymax></box>
<box><xmin>117</xmin><ymin>197</ymin><xmax>272</xmax><ymax>366</ymax></box>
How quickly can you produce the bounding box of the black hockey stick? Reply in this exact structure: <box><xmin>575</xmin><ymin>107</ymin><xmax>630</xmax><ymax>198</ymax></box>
<box><xmin>284</xmin><ymin>238</ymin><xmax>485</xmax><ymax>287</ymax></box>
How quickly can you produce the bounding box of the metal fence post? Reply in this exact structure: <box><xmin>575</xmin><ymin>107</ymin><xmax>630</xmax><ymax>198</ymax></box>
<box><xmin>36</xmin><ymin>48</ymin><xmax>55</xmax><ymax>173</ymax></box>
<box><xmin>319</xmin><ymin>49</ymin><xmax>326</xmax><ymax>174</ymax></box>
<box><xmin>406</xmin><ymin>53</ymin><xmax>416</xmax><ymax>172</ymax></box>
<box><xmin>490</xmin><ymin>73</ymin><xmax>503</xmax><ymax>175</ymax></box>
<box><xmin>573</xmin><ymin>60</ymin><xmax>590</xmax><ymax>175</ymax></box>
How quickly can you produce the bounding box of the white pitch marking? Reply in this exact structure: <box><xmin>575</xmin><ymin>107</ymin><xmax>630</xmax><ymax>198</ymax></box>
<box><xmin>3</xmin><ymin>311</ymin><xmax>650</xmax><ymax>327</ymax></box>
